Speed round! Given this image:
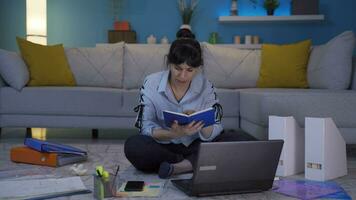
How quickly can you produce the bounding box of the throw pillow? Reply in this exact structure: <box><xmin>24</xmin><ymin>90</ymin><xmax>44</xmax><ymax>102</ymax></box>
<box><xmin>65</xmin><ymin>42</ymin><xmax>124</xmax><ymax>88</ymax></box>
<box><xmin>16</xmin><ymin>37</ymin><xmax>76</xmax><ymax>86</ymax></box>
<box><xmin>307</xmin><ymin>31</ymin><xmax>356</xmax><ymax>89</ymax></box>
<box><xmin>0</xmin><ymin>49</ymin><xmax>29</xmax><ymax>90</ymax></box>
<box><xmin>123</xmin><ymin>44</ymin><xmax>170</xmax><ymax>89</ymax></box>
<box><xmin>202</xmin><ymin>43</ymin><xmax>261</xmax><ymax>88</ymax></box>
<box><xmin>257</xmin><ymin>40</ymin><xmax>311</xmax><ymax>88</ymax></box>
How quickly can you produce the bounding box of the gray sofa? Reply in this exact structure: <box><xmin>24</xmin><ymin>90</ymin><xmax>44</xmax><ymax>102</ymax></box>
<box><xmin>0</xmin><ymin>41</ymin><xmax>356</xmax><ymax>143</ymax></box>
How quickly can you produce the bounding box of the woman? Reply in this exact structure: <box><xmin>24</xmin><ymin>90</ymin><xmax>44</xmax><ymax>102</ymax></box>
<box><xmin>125</xmin><ymin>29</ymin><xmax>248</xmax><ymax>179</ymax></box>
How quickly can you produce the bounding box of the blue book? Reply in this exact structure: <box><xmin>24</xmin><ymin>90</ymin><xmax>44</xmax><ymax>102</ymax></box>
<box><xmin>24</xmin><ymin>138</ymin><xmax>87</xmax><ymax>156</ymax></box>
<box><xmin>163</xmin><ymin>107</ymin><xmax>216</xmax><ymax>128</ymax></box>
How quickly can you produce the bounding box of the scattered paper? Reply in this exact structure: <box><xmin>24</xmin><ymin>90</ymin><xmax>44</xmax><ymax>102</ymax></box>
<box><xmin>0</xmin><ymin>176</ymin><xmax>90</xmax><ymax>199</ymax></box>
<box><xmin>273</xmin><ymin>179</ymin><xmax>347</xmax><ymax>200</ymax></box>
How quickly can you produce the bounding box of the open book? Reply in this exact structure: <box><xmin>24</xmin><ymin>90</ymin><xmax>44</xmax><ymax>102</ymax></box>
<box><xmin>163</xmin><ymin>107</ymin><xmax>215</xmax><ymax>128</ymax></box>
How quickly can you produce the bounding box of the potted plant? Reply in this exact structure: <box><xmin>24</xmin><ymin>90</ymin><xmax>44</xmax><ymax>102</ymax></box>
<box><xmin>112</xmin><ymin>0</ymin><xmax>130</xmax><ymax>31</ymax></box>
<box><xmin>178</xmin><ymin>0</ymin><xmax>199</xmax><ymax>29</ymax></box>
<box><xmin>263</xmin><ymin>0</ymin><xmax>280</xmax><ymax>16</ymax></box>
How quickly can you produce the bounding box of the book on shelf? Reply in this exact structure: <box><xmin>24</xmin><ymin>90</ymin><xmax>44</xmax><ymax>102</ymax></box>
<box><xmin>24</xmin><ymin>138</ymin><xmax>87</xmax><ymax>156</ymax></box>
<box><xmin>10</xmin><ymin>146</ymin><xmax>87</xmax><ymax>167</ymax></box>
<box><xmin>163</xmin><ymin>107</ymin><xmax>215</xmax><ymax>128</ymax></box>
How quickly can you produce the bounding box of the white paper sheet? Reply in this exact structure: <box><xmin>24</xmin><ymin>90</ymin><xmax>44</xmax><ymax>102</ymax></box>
<box><xmin>0</xmin><ymin>176</ymin><xmax>88</xmax><ymax>199</ymax></box>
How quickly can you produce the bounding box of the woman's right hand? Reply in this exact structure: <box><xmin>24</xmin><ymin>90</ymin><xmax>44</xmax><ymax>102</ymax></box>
<box><xmin>171</xmin><ymin>120</ymin><xmax>204</xmax><ymax>138</ymax></box>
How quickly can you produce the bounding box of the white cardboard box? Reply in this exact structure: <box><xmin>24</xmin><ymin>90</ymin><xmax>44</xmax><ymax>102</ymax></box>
<box><xmin>268</xmin><ymin>116</ymin><xmax>305</xmax><ymax>176</ymax></box>
<box><xmin>305</xmin><ymin>117</ymin><xmax>347</xmax><ymax>181</ymax></box>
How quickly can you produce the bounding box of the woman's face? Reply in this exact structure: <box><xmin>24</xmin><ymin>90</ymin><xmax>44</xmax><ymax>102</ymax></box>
<box><xmin>170</xmin><ymin>63</ymin><xmax>199</xmax><ymax>85</ymax></box>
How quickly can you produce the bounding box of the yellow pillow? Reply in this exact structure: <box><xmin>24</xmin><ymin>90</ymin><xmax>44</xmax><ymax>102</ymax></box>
<box><xmin>257</xmin><ymin>40</ymin><xmax>311</xmax><ymax>88</ymax></box>
<box><xmin>16</xmin><ymin>37</ymin><xmax>76</xmax><ymax>86</ymax></box>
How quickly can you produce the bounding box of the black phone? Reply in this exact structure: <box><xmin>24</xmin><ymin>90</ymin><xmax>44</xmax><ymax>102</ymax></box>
<box><xmin>124</xmin><ymin>181</ymin><xmax>145</xmax><ymax>191</ymax></box>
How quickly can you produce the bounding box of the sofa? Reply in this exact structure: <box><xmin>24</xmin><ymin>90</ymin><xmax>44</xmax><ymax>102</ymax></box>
<box><xmin>0</xmin><ymin>32</ymin><xmax>355</xmax><ymax>143</ymax></box>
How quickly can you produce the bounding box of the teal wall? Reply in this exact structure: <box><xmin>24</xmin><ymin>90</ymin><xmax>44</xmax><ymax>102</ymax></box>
<box><xmin>0</xmin><ymin>0</ymin><xmax>26</xmax><ymax>51</ymax></box>
<box><xmin>0</xmin><ymin>0</ymin><xmax>355</xmax><ymax>51</ymax></box>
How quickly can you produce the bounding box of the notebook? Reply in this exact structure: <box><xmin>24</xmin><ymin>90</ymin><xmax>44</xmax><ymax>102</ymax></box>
<box><xmin>163</xmin><ymin>107</ymin><xmax>215</xmax><ymax>128</ymax></box>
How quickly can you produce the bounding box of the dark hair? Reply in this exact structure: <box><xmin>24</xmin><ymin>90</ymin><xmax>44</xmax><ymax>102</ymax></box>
<box><xmin>167</xmin><ymin>29</ymin><xmax>202</xmax><ymax>68</ymax></box>
<box><xmin>176</xmin><ymin>28</ymin><xmax>196</xmax><ymax>39</ymax></box>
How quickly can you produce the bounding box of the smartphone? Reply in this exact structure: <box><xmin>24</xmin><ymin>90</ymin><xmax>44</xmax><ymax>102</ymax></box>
<box><xmin>124</xmin><ymin>181</ymin><xmax>145</xmax><ymax>192</ymax></box>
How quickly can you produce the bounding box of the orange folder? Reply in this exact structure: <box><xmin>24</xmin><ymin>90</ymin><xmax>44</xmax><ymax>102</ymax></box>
<box><xmin>11</xmin><ymin>146</ymin><xmax>58</xmax><ymax>167</ymax></box>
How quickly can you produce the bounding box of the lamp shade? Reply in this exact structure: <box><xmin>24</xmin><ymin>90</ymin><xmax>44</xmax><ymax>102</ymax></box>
<box><xmin>26</xmin><ymin>0</ymin><xmax>47</xmax><ymax>45</ymax></box>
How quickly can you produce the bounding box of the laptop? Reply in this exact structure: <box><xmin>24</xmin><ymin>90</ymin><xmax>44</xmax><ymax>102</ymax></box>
<box><xmin>171</xmin><ymin>140</ymin><xmax>284</xmax><ymax>197</ymax></box>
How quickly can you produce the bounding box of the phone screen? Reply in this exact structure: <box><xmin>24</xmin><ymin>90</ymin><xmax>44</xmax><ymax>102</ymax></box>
<box><xmin>124</xmin><ymin>181</ymin><xmax>145</xmax><ymax>191</ymax></box>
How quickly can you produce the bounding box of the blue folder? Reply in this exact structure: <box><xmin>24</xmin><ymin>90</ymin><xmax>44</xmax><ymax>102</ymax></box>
<box><xmin>24</xmin><ymin>138</ymin><xmax>87</xmax><ymax>156</ymax></box>
<box><xmin>163</xmin><ymin>107</ymin><xmax>216</xmax><ymax>128</ymax></box>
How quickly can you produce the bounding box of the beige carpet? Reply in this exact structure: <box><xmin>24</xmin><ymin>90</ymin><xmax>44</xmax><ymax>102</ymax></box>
<box><xmin>0</xmin><ymin>128</ymin><xmax>356</xmax><ymax>199</ymax></box>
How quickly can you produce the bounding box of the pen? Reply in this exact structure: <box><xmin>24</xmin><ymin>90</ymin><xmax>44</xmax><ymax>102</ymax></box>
<box><xmin>111</xmin><ymin>165</ymin><xmax>120</xmax><ymax>193</ymax></box>
<box><xmin>114</xmin><ymin>165</ymin><xmax>120</xmax><ymax>178</ymax></box>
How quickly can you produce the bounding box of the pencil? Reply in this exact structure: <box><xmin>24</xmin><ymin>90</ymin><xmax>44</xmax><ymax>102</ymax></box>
<box><xmin>111</xmin><ymin>165</ymin><xmax>120</xmax><ymax>193</ymax></box>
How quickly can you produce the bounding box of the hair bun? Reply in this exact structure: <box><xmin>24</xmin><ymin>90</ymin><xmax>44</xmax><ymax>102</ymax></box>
<box><xmin>176</xmin><ymin>28</ymin><xmax>196</xmax><ymax>39</ymax></box>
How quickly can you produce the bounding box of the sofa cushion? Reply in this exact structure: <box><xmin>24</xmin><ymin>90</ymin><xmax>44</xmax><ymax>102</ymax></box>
<box><xmin>202</xmin><ymin>43</ymin><xmax>261</xmax><ymax>89</ymax></box>
<box><xmin>16</xmin><ymin>37</ymin><xmax>76</xmax><ymax>86</ymax></box>
<box><xmin>122</xmin><ymin>89</ymin><xmax>140</xmax><ymax>117</ymax></box>
<box><xmin>0</xmin><ymin>49</ymin><xmax>29</xmax><ymax>90</ymax></box>
<box><xmin>352</xmin><ymin>56</ymin><xmax>356</xmax><ymax>90</ymax></box>
<box><xmin>257</xmin><ymin>40</ymin><xmax>311</xmax><ymax>88</ymax></box>
<box><xmin>239</xmin><ymin>88</ymin><xmax>356</xmax><ymax>128</ymax></box>
<box><xmin>215</xmin><ymin>88</ymin><xmax>239</xmax><ymax>117</ymax></box>
<box><xmin>123</xmin><ymin>44</ymin><xmax>170</xmax><ymax>89</ymax></box>
<box><xmin>65</xmin><ymin>43</ymin><xmax>124</xmax><ymax>88</ymax></box>
<box><xmin>308</xmin><ymin>31</ymin><xmax>356</xmax><ymax>89</ymax></box>
<box><xmin>0</xmin><ymin>87</ymin><xmax>123</xmax><ymax>117</ymax></box>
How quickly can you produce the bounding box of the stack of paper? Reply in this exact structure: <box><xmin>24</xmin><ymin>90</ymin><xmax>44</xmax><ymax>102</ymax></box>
<box><xmin>0</xmin><ymin>176</ymin><xmax>91</xmax><ymax>199</ymax></box>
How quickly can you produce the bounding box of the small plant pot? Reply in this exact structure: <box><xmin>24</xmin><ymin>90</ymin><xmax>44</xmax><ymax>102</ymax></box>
<box><xmin>267</xmin><ymin>9</ymin><xmax>275</xmax><ymax>15</ymax></box>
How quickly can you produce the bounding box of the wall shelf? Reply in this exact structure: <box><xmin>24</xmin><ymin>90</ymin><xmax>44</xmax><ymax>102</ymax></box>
<box><xmin>218</xmin><ymin>15</ymin><xmax>325</xmax><ymax>23</ymax></box>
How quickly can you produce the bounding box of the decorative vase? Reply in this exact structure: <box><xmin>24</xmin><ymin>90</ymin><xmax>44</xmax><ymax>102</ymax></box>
<box><xmin>160</xmin><ymin>36</ymin><xmax>169</xmax><ymax>44</ymax></box>
<box><xmin>267</xmin><ymin>9</ymin><xmax>275</xmax><ymax>15</ymax></box>
<box><xmin>230</xmin><ymin>0</ymin><xmax>238</xmax><ymax>16</ymax></box>
<box><xmin>147</xmin><ymin>34</ymin><xmax>157</xmax><ymax>44</ymax></box>
<box><xmin>180</xmin><ymin>24</ymin><xmax>191</xmax><ymax>30</ymax></box>
<box><xmin>114</xmin><ymin>21</ymin><xmax>130</xmax><ymax>31</ymax></box>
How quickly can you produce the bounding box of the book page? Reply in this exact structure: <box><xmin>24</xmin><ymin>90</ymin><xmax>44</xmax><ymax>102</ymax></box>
<box><xmin>162</xmin><ymin>110</ymin><xmax>188</xmax><ymax>117</ymax></box>
<box><xmin>190</xmin><ymin>107</ymin><xmax>214</xmax><ymax>116</ymax></box>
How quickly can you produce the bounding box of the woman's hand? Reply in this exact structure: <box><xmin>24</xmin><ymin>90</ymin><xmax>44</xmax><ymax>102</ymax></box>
<box><xmin>171</xmin><ymin>120</ymin><xmax>204</xmax><ymax>138</ymax></box>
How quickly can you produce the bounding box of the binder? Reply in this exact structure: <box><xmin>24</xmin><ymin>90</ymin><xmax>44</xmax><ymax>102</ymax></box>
<box><xmin>268</xmin><ymin>116</ymin><xmax>305</xmax><ymax>176</ymax></box>
<box><xmin>24</xmin><ymin>138</ymin><xmax>87</xmax><ymax>156</ymax></box>
<box><xmin>10</xmin><ymin>146</ymin><xmax>87</xmax><ymax>167</ymax></box>
<box><xmin>305</xmin><ymin>117</ymin><xmax>347</xmax><ymax>181</ymax></box>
